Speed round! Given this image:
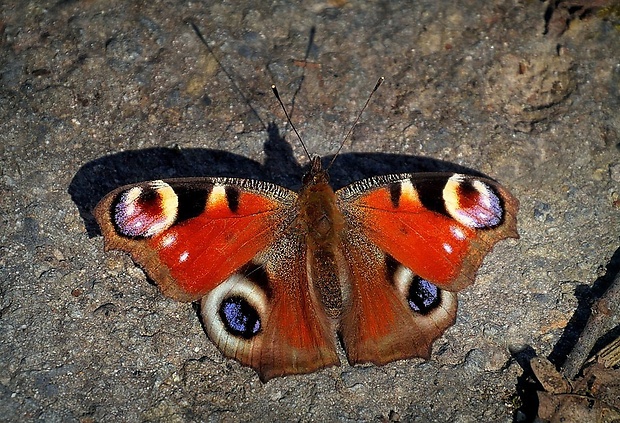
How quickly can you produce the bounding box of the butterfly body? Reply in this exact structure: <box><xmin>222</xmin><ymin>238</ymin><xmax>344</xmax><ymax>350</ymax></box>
<box><xmin>94</xmin><ymin>153</ymin><xmax>518</xmax><ymax>381</ymax></box>
<box><xmin>297</xmin><ymin>157</ymin><xmax>345</xmax><ymax>318</ymax></box>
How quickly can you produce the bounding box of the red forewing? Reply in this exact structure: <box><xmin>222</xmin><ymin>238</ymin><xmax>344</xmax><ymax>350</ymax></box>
<box><xmin>337</xmin><ymin>173</ymin><xmax>519</xmax><ymax>292</ymax></box>
<box><xmin>94</xmin><ymin>177</ymin><xmax>296</xmax><ymax>301</ymax></box>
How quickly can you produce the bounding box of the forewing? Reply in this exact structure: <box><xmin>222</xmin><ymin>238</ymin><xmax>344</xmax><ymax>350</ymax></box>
<box><xmin>337</xmin><ymin>173</ymin><xmax>519</xmax><ymax>292</ymax></box>
<box><xmin>94</xmin><ymin>177</ymin><xmax>296</xmax><ymax>301</ymax></box>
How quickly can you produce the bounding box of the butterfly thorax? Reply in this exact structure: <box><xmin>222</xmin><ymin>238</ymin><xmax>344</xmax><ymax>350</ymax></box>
<box><xmin>297</xmin><ymin>157</ymin><xmax>345</xmax><ymax>318</ymax></box>
<box><xmin>298</xmin><ymin>157</ymin><xmax>344</xmax><ymax>245</ymax></box>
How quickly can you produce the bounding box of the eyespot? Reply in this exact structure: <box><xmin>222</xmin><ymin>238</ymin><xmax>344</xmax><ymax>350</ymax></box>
<box><xmin>112</xmin><ymin>181</ymin><xmax>178</xmax><ymax>237</ymax></box>
<box><xmin>201</xmin><ymin>273</ymin><xmax>269</xmax><ymax>355</ymax></box>
<box><xmin>393</xmin><ymin>265</ymin><xmax>441</xmax><ymax>315</ymax></box>
<box><xmin>407</xmin><ymin>277</ymin><xmax>441</xmax><ymax>313</ymax></box>
<box><xmin>219</xmin><ymin>296</ymin><xmax>261</xmax><ymax>338</ymax></box>
<box><xmin>443</xmin><ymin>175</ymin><xmax>503</xmax><ymax>229</ymax></box>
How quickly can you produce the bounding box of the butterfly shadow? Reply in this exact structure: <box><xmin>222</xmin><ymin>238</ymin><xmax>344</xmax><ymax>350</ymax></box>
<box><xmin>68</xmin><ymin>122</ymin><xmax>491</xmax><ymax>237</ymax></box>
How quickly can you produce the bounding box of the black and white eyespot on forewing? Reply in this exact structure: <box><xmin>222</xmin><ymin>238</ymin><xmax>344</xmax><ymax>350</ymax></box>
<box><xmin>201</xmin><ymin>273</ymin><xmax>270</xmax><ymax>354</ymax></box>
<box><xmin>443</xmin><ymin>175</ymin><xmax>504</xmax><ymax>229</ymax></box>
<box><xmin>391</xmin><ymin>262</ymin><xmax>456</xmax><ymax>316</ymax></box>
<box><xmin>112</xmin><ymin>180</ymin><xmax>179</xmax><ymax>238</ymax></box>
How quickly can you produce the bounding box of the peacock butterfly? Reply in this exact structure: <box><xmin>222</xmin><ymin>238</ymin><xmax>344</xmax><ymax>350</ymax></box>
<box><xmin>93</xmin><ymin>82</ymin><xmax>519</xmax><ymax>382</ymax></box>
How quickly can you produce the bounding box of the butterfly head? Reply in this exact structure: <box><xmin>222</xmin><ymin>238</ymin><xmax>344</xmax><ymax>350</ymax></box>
<box><xmin>302</xmin><ymin>156</ymin><xmax>330</xmax><ymax>187</ymax></box>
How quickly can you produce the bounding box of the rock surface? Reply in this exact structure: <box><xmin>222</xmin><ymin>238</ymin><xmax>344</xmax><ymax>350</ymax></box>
<box><xmin>1</xmin><ymin>1</ymin><xmax>618</xmax><ymax>421</ymax></box>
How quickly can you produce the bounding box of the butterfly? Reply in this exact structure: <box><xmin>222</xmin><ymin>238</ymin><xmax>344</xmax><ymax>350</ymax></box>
<box><xmin>93</xmin><ymin>85</ymin><xmax>519</xmax><ymax>382</ymax></box>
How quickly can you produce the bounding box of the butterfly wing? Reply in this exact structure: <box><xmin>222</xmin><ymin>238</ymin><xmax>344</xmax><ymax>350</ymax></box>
<box><xmin>94</xmin><ymin>177</ymin><xmax>295</xmax><ymax>301</ymax></box>
<box><xmin>336</xmin><ymin>173</ymin><xmax>518</xmax><ymax>365</ymax></box>
<box><xmin>199</xmin><ymin>230</ymin><xmax>340</xmax><ymax>382</ymax></box>
<box><xmin>338</xmin><ymin>232</ymin><xmax>458</xmax><ymax>364</ymax></box>
<box><xmin>94</xmin><ymin>171</ymin><xmax>518</xmax><ymax>378</ymax></box>
<box><xmin>94</xmin><ymin>177</ymin><xmax>339</xmax><ymax>380</ymax></box>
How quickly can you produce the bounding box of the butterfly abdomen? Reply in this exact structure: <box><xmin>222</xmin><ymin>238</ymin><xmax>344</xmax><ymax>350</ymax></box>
<box><xmin>297</xmin><ymin>162</ymin><xmax>347</xmax><ymax>318</ymax></box>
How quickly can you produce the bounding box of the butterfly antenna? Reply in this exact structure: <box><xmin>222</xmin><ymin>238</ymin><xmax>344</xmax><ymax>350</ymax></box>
<box><xmin>272</xmin><ymin>84</ymin><xmax>312</xmax><ymax>161</ymax></box>
<box><xmin>327</xmin><ymin>76</ymin><xmax>384</xmax><ymax>170</ymax></box>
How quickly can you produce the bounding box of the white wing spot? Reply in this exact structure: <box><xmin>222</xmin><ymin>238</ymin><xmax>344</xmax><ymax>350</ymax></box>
<box><xmin>161</xmin><ymin>233</ymin><xmax>177</xmax><ymax>248</ymax></box>
<box><xmin>400</xmin><ymin>180</ymin><xmax>419</xmax><ymax>203</ymax></box>
<box><xmin>179</xmin><ymin>251</ymin><xmax>189</xmax><ymax>263</ymax></box>
<box><xmin>450</xmin><ymin>225</ymin><xmax>466</xmax><ymax>240</ymax></box>
<box><xmin>123</xmin><ymin>186</ymin><xmax>142</xmax><ymax>217</ymax></box>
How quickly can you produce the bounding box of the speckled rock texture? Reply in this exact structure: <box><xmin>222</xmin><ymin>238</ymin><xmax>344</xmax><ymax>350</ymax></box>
<box><xmin>1</xmin><ymin>1</ymin><xmax>618</xmax><ymax>422</ymax></box>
